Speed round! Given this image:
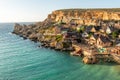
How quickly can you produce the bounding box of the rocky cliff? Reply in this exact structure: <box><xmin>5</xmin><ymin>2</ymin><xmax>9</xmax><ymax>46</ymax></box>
<box><xmin>12</xmin><ymin>8</ymin><xmax>120</xmax><ymax>64</ymax></box>
<box><xmin>47</xmin><ymin>9</ymin><xmax>120</xmax><ymax>25</ymax></box>
<box><xmin>13</xmin><ymin>8</ymin><xmax>120</xmax><ymax>41</ymax></box>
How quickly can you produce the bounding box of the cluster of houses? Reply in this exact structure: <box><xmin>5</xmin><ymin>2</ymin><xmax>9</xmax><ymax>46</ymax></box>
<box><xmin>51</xmin><ymin>19</ymin><xmax>120</xmax><ymax>55</ymax></box>
<box><xmin>13</xmin><ymin>17</ymin><xmax>120</xmax><ymax>64</ymax></box>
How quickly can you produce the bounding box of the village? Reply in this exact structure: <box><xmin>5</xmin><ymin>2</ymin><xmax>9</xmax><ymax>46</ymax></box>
<box><xmin>39</xmin><ymin>18</ymin><xmax>120</xmax><ymax>64</ymax></box>
<box><xmin>13</xmin><ymin>9</ymin><xmax>120</xmax><ymax>64</ymax></box>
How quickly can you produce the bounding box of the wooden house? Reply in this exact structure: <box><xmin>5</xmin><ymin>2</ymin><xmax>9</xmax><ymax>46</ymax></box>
<box><xmin>116</xmin><ymin>39</ymin><xmax>120</xmax><ymax>45</ymax></box>
<box><xmin>91</xmin><ymin>26</ymin><xmax>97</xmax><ymax>33</ymax></box>
<box><xmin>114</xmin><ymin>22</ymin><xmax>120</xmax><ymax>29</ymax></box>
<box><xmin>88</xmin><ymin>34</ymin><xmax>98</xmax><ymax>45</ymax></box>
<box><xmin>94</xmin><ymin>26</ymin><xmax>101</xmax><ymax>31</ymax></box>
<box><xmin>85</xmin><ymin>26</ymin><xmax>96</xmax><ymax>33</ymax></box>
<box><xmin>85</xmin><ymin>26</ymin><xmax>93</xmax><ymax>33</ymax></box>
<box><xmin>100</xmin><ymin>25</ymin><xmax>108</xmax><ymax>33</ymax></box>
<box><xmin>96</xmin><ymin>35</ymin><xmax>112</xmax><ymax>48</ymax></box>
<box><xmin>101</xmin><ymin>25</ymin><xmax>116</xmax><ymax>34</ymax></box>
<box><xmin>118</xmin><ymin>34</ymin><xmax>120</xmax><ymax>38</ymax></box>
<box><xmin>111</xmin><ymin>46</ymin><xmax>120</xmax><ymax>55</ymax></box>
<box><xmin>82</xmin><ymin>32</ymin><xmax>89</xmax><ymax>38</ymax></box>
<box><xmin>116</xmin><ymin>43</ymin><xmax>120</xmax><ymax>47</ymax></box>
<box><xmin>106</xmin><ymin>26</ymin><xmax>115</xmax><ymax>34</ymax></box>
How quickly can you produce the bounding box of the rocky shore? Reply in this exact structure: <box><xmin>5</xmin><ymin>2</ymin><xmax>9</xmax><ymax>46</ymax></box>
<box><xmin>12</xmin><ymin>8</ymin><xmax>120</xmax><ymax>64</ymax></box>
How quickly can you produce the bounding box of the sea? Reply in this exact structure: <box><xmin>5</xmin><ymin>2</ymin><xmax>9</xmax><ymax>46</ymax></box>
<box><xmin>0</xmin><ymin>23</ymin><xmax>120</xmax><ymax>80</ymax></box>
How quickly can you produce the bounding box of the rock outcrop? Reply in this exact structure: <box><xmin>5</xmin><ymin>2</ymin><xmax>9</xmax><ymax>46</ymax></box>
<box><xmin>48</xmin><ymin>9</ymin><xmax>120</xmax><ymax>25</ymax></box>
<box><xmin>82</xmin><ymin>56</ymin><xmax>98</xmax><ymax>64</ymax></box>
<box><xmin>12</xmin><ymin>8</ymin><xmax>120</xmax><ymax>50</ymax></box>
<box><xmin>12</xmin><ymin>8</ymin><xmax>120</xmax><ymax>64</ymax></box>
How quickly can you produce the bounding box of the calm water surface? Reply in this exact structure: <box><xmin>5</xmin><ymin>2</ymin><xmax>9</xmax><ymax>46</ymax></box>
<box><xmin>0</xmin><ymin>23</ymin><xmax>120</xmax><ymax>80</ymax></box>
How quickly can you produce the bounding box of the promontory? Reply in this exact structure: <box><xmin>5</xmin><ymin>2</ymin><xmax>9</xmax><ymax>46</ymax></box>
<box><xmin>13</xmin><ymin>8</ymin><xmax>120</xmax><ymax>64</ymax></box>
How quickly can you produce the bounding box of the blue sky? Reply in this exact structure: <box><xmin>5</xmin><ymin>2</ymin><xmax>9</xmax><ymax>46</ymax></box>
<box><xmin>0</xmin><ymin>0</ymin><xmax>120</xmax><ymax>22</ymax></box>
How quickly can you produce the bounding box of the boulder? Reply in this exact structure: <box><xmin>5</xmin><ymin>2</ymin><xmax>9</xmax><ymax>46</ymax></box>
<box><xmin>55</xmin><ymin>42</ymin><xmax>63</xmax><ymax>50</ymax></box>
<box><xmin>82</xmin><ymin>56</ymin><xmax>98</xmax><ymax>64</ymax></box>
<box><xmin>50</xmin><ymin>41</ymin><xmax>57</xmax><ymax>48</ymax></box>
<box><xmin>28</xmin><ymin>33</ymin><xmax>38</xmax><ymax>41</ymax></box>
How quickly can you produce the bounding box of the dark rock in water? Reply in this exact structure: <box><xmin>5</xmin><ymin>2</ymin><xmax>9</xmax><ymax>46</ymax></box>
<box><xmin>38</xmin><ymin>45</ymin><xmax>41</xmax><ymax>47</ymax></box>
<box><xmin>49</xmin><ymin>46</ymin><xmax>55</xmax><ymax>49</ymax></box>
<box><xmin>23</xmin><ymin>36</ymin><xmax>27</xmax><ymax>40</ymax></box>
<box><xmin>12</xmin><ymin>31</ymin><xmax>15</xmax><ymax>34</ymax></box>
<box><xmin>19</xmin><ymin>34</ymin><xmax>23</xmax><ymax>37</ymax></box>
<box><xmin>28</xmin><ymin>33</ymin><xmax>38</xmax><ymax>42</ymax></box>
<box><xmin>54</xmin><ymin>48</ymin><xmax>61</xmax><ymax>51</ymax></box>
<box><xmin>41</xmin><ymin>43</ymin><xmax>45</xmax><ymax>46</ymax></box>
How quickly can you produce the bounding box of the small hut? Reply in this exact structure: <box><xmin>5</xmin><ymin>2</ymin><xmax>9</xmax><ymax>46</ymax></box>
<box><xmin>96</xmin><ymin>35</ymin><xmax>112</xmax><ymax>48</ymax></box>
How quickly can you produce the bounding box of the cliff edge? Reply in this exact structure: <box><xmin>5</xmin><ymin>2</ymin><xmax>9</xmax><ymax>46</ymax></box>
<box><xmin>47</xmin><ymin>8</ymin><xmax>120</xmax><ymax>25</ymax></box>
<box><xmin>12</xmin><ymin>8</ymin><xmax>120</xmax><ymax>64</ymax></box>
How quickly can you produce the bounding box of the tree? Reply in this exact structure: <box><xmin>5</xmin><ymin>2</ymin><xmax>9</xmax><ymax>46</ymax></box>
<box><xmin>77</xmin><ymin>26</ymin><xmax>85</xmax><ymax>33</ymax></box>
<box><xmin>111</xmin><ymin>31</ymin><xmax>118</xmax><ymax>39</ymax></box>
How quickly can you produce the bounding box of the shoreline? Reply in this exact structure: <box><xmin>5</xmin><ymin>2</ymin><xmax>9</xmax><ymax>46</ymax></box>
<box><xmin>12</xmin><ymin>8</ymin><xmax>120</xmax><ymax>65</ymax></box>
<box><xmin>12</xmin><ymin>25</ymin><xmax>120</xmax><ymax>65</ymax></box>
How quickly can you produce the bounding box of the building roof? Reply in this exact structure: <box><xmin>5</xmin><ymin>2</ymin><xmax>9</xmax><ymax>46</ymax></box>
<box><xmin>116</xmin><ymin>43</ymin><xmax>120</xmax><ymax>46</ymax></box>
<box><xmin>99</xmin><ymin>35</ymin><xmax>111</xmax><ymax>43</ymax></box>
<box><xmin>85</xmin><ymin>26</ymin><xmax>93</xmax><ymax>33</ymax></box>
<box><xmin>90</xmin><ymin>34</ymin><xmax>99</xmax><ymax>41</ymax></box>
<box><xmin>94</xmin><ymin>26</ymin><xmax>101</xmax><ymax>31</ymax></box>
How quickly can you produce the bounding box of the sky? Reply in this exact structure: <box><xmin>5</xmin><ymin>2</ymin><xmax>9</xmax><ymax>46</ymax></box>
<box><xmin>0</xmin><ymin>0</ymin><xmax>120</xmax><ymax>23</ymax></box>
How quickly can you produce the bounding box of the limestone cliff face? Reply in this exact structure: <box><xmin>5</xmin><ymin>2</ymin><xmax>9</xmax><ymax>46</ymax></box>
<box><xmin>47</xmin><ymin>9</ymin><xmax>120</xmax><ymax>25</ymax></box>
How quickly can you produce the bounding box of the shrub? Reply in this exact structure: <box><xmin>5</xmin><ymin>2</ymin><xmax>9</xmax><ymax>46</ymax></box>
<box><xmin>63</xmin><ymin>42</ymin><xmax>70</xmax><ymax>48</ymax></box>
<box><xmin>56</xmin><ymin>35</ymin><xmax>62</xmax><ymax>41</ymax></box>
<box><xmin>77</xmin><ymin>26</ymin><xmax>85</xmax><ymax>33</ymax></box>
<box><xmin>111</xmin><ymin>31</ymin><xmax>118</xmax><ymax>39</ymax></box>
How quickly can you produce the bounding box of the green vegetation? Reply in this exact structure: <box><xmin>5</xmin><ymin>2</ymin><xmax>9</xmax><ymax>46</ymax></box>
<box><xmin>63</xmin><ymin>42</ymin><xmax>71</xmax><ymax>48</ymax></box>
<box><xmin>98</xmin><ymin>48</ymin><xmax>106</xmax><ymax>53</ymax></box>
<box><xmin>111</xmin><ymin>31</ymin><xmax>118</xmax><ymax>39</ymax></box>
<box><xmin>88</xmin><ymin>32</ymin><xmax>94</xmax><ymax>38</ymax></box>
<box><xmin>77</xmin><ymin>26</ymin><xmax>85</xmax><ymax>33</ymax></box>
<box><xmin>60</xmin><ymin>22</ymin><xmax>66</xmax><ymax>25</ymax></box>
<box><xmin>56</xmin><ymin>35</ymin><xmax>62</xmax><ymax>42</ymax></box>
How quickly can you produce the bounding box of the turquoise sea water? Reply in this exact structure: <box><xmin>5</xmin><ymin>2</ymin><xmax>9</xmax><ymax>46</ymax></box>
<box><xmin>0</xmin><ymin>23</ymin><xmax>120</xmax><ymax>80</ymax></box>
